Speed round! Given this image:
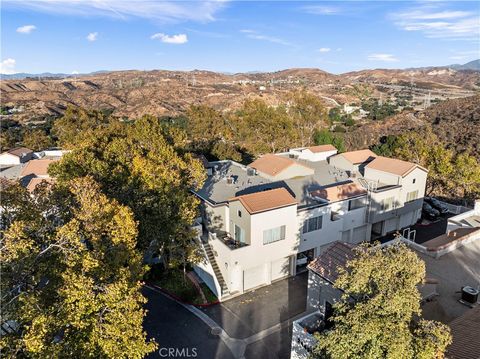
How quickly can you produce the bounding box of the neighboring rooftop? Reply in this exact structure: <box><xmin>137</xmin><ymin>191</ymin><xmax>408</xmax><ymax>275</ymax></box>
<box><xmin>0</xmin><ymin>164</ymin><xmax>24</xmax><ymax>180</ymax></box>
<box><xmin>230</xmin><ymin>187</ymin><xmax>297</xmax><ymax>214</ymax></box>
<box><xmin>366</xmin><ymin>156</ymin><xmax>427</xmax><ymax>177</ymax></box>
<box><xmin>422</xmin><ymin>227</ymin><xmax>480</xmax><ymax>252</ymax></box>
<box><xmin>306</xmin><ymin>144</ymin><xmax>337</xmax><ymax>153</ymax></box>
<box><xmin>4</xmin><ymin>147</ymin><xmax>33</xmax><ymax>157</ymax></box>
<box><xmin>418</xmin><ymin>238</ymin><xmax>480</xmax><ymax>323</ymax></box>
<box><xmin>20</xmin><ymin>159</ymin><xmax>58</xmax><ymax>177</ymax></box>
<box><xmin>446</xmin><ymin>305</ymin><xmax>480</xmax><ymax>359</ymax></box>
<box><xmin>308</xmin><ymin>241</ymin><xmax>357</xmax><ymax>283</ymax></box>
<box><xmin>25</xmin><ymin>177</ymin><xmax>55</xmax><ymax>193</ymax></box>
<box><xmin>250</xmin><ymin>154</ymin><xmax>296</xmax><ymax>177</ymax></box>
<box><xmin>310</xmin><ymin>182</ymin><xmax>367</xmax><ymax>203</ymax></box>
<box><xmin>338</xmin><ymin>149</ymin><xmax>377</xmax><ymax>164</ymax></box>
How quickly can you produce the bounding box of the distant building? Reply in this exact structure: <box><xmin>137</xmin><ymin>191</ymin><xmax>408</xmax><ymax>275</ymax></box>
<box><xmin>0</xmin><ymin>147</ymin><xmax>33</xmax><ymax>166</ymax></box>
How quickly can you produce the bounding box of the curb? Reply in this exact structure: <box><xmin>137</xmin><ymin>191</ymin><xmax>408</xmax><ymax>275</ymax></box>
<box><xmin>147</xmin><ymin>283</ymin><xmax>220</xmax><ymax>307</ymax></box>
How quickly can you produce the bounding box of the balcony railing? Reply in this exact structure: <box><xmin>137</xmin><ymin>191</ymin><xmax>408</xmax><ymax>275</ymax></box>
<box><xmin>218</xmin><ymin>233</ymin><xmax>250</xmax><ymax>250</ymax></box>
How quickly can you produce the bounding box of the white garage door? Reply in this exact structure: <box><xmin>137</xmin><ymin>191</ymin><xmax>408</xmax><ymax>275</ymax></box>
<box><xmin>271</xmin><ymin>257</ymin><xmax>290</xmax><ymax>281</ymax></box>
<box><xmin>244</xmin><ymin>265</ymin><xmax>266</xmax><ymax>291</ymax></box>
<box><xmin>399</xmin><ymin>212</ymin><xmax>415</xmax><ymax>229</ymax></box>
<box><xmin>352</xmin><ymin>225</ymin><xmax>368</xmax><ymax>243</ymax></box>
<box><xmin>384</xmin><ymin>218</ymin><xmax>398</xmax><ymax>234</ymax></box>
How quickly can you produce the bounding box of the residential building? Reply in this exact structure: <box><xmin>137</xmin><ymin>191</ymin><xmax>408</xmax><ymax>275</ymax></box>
<box><xmin>0</xmin><ymin>147</ymin><xmax>33</xmax><ymax>166</ymax></box>
<box><xmin>193</xmin><ymin>145</ymin><xmax>428</xmax><ymax>299</ymax></box>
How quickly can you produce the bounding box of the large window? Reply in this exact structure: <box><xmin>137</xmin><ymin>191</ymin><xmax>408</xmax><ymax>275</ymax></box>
<box><xmin>302</xmin><ymin>215</ymin><xmax>323</xmax><ymax>234</ymax></box>
<box><xmin>406</xmin><ymin>190</ymin><xmax>418</xmax><ymax>203</ymax></box>
<box><xmin>263</xmin><ymin>225</ymin><xmax>286</xmax><ymax>245</ymax></box>
<box><xmin>382</xmin><ymin>197</ymin><xmax>395</xmax><ymax>211</ymax></box>
<box><xmin>348</xmin><ymin>197</ymin><xmax>367</xmax><ymax>211</ymax></box>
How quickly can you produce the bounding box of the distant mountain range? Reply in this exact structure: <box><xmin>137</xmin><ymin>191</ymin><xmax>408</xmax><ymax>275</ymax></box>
<box><xmin>1</xmin><ymin>60</ymin><xmax>478</xmax><ymax>80</ymax></box>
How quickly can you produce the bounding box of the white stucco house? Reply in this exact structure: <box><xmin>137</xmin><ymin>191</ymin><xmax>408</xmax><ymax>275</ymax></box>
<box><xmin>192</xmin><ymin>145</ymin><xmax>428</xmax><ymax>300</ymax></box>
<box><xmin>0</xmin><ymin>147</ymin><xmax>33</xmax><ymax>166</ymax></box>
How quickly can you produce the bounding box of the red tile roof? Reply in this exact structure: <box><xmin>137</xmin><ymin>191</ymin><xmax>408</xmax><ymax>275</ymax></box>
<box><xmin>230</xmin><ymin>188</ymin><xmax>297</xmax><ymax>214</ymax></box>
<box><xmin>20</xmin><ymin>159</ymin><xmax>58</xmax><ymax>177</ymax></box>
<box><xmin>310</xmin><ymin>182</ymin><xmax>367</xmax><ymax>202</ymax></box>
<box><xmin>447</xmin><ymin>305</ymin><xmax>480</xmax><ymax>359</ymax></box>
<box><xmin>366</xmin><ymin>156</ymin><xmax>427</xmax><ymax>177</ymax></box>
<box><xmin>340</xmin><ymin>149</ymin><xmax>377</xmax><ymax>164</ymax></box>
<box><xmin>308</xmin><ymin>241</ymin><xmax>357</xmax><ymax>283</ymax></box>
<box><xmin>5</xmin><ymin>147</ymin><xmax>33</xmax><ymax>157</ymax></box>
<box><xmin>249</xmin><ymin>154</ymin><xmax>297</xmax><ymax>176</ymax></box>
<box><xmin>26</xmin><ymin>177</ymin><xmax>55</xmax><ymax>192</ymax></box>
<box><xmin>307</xmin><ymin>144</ymin><xmax>337</xmax><ymax>153</ymax></box>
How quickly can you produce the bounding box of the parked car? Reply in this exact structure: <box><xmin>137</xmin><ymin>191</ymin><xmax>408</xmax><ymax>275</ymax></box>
<box><xmin>424</xmin><ymin>197</ymin><xmax>449</xmax><ymax>215</ymax></box>
<box><xmin>422</xmin><ymin>201</ymin><xmax>440</xmax><ymax>220</ymax></box>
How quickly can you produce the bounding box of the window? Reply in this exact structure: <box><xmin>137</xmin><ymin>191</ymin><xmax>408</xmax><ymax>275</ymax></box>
<box><xmin>263</xmin><ymin>225</ymin><xmax>286</xmax><ymax>245</ymax></box>
<box><xmin>234</xmin><ymin>225</ymin><xmax>245</xmax><ymax>243</ymax></box>
<box><xmin>302</xmin><ymin>215</ymin><xmax>323</xmax><ymax>233</ymax></box>
<box><xmin>406</xmin><ymin>190</ymin><xmax>418</xmax><ymax>203</ymax></box>
<box><xmin>348</xmin><ymin>197</ymin><xmax>367</xmax><ymax>211</ymax></box>
<box><xmin>382</xmin><ymin>197</ymin><xmax>395</xmax><ymax>211</ymax></box>
<box><xmin>238</xmin><ymin>210</ymin><xmax>242</xmax><ymax>217</ymax></box>
<box><xmin>412</xmin><ymin>178</ymin><xmax>416</xmax><ymax>184</ymax></box>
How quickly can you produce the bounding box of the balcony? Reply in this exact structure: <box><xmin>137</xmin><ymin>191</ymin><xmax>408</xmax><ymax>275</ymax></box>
<box><xmin>216</xmin><ymin>233</ymin><xmax>250</xmax><ymax>250</ymax></box>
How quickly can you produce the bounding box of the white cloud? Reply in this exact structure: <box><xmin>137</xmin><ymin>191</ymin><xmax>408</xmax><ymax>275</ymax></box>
<box><xmin>86</xmin><ymin>32</ymin><xmax>98</xmax><ymax>42</ymax></box>
<box><xmin>3</xmin><ymin>0</ymin><xmax>226</xmax><ymax>23</ymax></box>
<box><xmin>16</xmin><ymin>24</ymin><xmax>36</xmax><ymax>34</ymax></box>
<box><xmin>151</xmin><ymin>33</ymin><xmax>188</xmax><ymax>44</ymax></box>
<box><xmin>302</xmin><ymin>5</ymin><xmax>341</xmax><ymax>15</ymax></box>
<box><xmin>241</xmin><ymin>30</ymin><xmax>291</xmax><ymax>46</ymax></box>
<box><xmin>367</xmin><ymin>53</ymin><xmax>399</xmax><ymax>62</ymax></box>
<box><xmin>318</xmin><ymin>48</ymin><xmax>331</xmax><ymax>53</ymax></box>
<box><xmin>0</xmin><ymin>58</ymin><xmax>16</xmax><ymax>74</ymax></box>
<box><xmin>71</xmin><ymin>70</ymin><xmax>79</xmax><ymax>74</ymax></box>
<box><xmin>391</xmin><ymin>5</ymin><xmax>480</xmax><ymax>40</ymax></box>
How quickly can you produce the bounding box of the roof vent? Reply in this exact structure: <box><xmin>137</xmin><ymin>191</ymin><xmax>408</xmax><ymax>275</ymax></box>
<box><xmin>247</xmin><ymin>168</ymin><xmax>256</xmax><ymax>176</ymax></box>
<box><xmin>461</xmin><ymin>286</ymin><xmax>479</xmax><ymax>304</ymax></box>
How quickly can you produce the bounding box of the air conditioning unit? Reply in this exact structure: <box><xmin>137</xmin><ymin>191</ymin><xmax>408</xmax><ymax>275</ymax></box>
<box><xmin>461</xmin><ymin>286</ymin><xmax>479</xmax><ymax>304</ymax></box>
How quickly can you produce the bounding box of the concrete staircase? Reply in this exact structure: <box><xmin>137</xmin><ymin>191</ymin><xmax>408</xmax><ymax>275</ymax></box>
<box><xmin>203</xmin><ymin>241</ymin><xmax>229</xmax><ymax>296</ymax></box>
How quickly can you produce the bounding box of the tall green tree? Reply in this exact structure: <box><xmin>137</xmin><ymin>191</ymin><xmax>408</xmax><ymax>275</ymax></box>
<box><xmin>313</xmin><ymin>129</ymin><xmax>346</xmax><ymax>153</ymax></box>
<box><xmin>49</xmin><ymin>115</ymin><xmax>206</xmax><ymax>267</ymax></box>
<box><xmin>0</xmin><ymin>177</ymin><xmax>156</xmax><ymax>358</ymax></box>
<box><xmin>314</xmin><ymin>243</ymin><xmax>451</xmax><ymax>359</ymax></box>
<box><xmin>22</xmin><ymin>129</ymin><xmax>54</xmax><ymax>151</ymax></box>
<box><xmin>286</xmin><ymin>90</ymin><xmax>328</xmax><ymax>147</ymax></box>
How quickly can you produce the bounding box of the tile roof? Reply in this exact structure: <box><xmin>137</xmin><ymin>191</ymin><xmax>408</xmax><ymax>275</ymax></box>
<box><xmin>308</xmin><ymin>241</ymin><xmax>357</xmax><ymax>283</ymax></box>
<box><xmin>366</xmin><ymin>156</ymin><xmax>427</xmax><ymax>177</ymax></box>
<box><xmin>340</xmin><ymin>149</ymin><xmax>377</xmax><ymax>164</ymax></box>
<box><xmin>447</xmin><ymin>305</ymin><xmax>480</xmax><ymax>359</ymax></box>
<box><xmin>26</xmin><ymin>177</ymin><xmax>55</xmax><ymax>192</ymax></box>
<box><xmin>5</xmin><ymin>147</ymin><xmax>33</xmax><ymax>157</ymax></box>
<box><xmin>307</xmin><ymin>144</ymin><xmax>337</xmax><ymax>153</ymax></box>
<box><xmin>20</xmin><ymin>159</ymin><xmax>58</xmax><ymax>177</ymax></box>
<box><xmin>249</xmin><ymin>154</ymin><xmax>297</xmax><ymax>176</ymax></box>
<box><xmin>230</xmin><ymin>187</ymin><xmax>297</xmax><ymax>214</ymax></box>
<box><xmin>310</xmin><ymin>182</ymin><xmax>367</xmax><ymax>202</ymax></box>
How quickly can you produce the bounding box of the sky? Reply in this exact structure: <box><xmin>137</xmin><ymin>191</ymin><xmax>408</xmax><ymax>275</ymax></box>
<box><xmin>1</xmin><ymin>0</ymin><xmax>479</xmax><ymax>75</ymax></box>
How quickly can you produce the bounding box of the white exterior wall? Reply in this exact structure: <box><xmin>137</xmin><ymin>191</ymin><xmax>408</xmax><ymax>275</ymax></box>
<box><xmin>204</xmin><ymin>202</ymin><xmax>229</xmax><ymax>234</ymax></box>
<box><xmin>0</xmin><ymin>153</ymin><xmax>21</xmax><ymax>166</ymax></box>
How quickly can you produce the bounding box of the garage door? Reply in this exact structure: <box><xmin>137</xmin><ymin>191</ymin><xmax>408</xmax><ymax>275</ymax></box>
<box><xmin>271</xmin><ymin>257</ymin><xmax>290</xmax><ymax>281</ymax></box>
<box><xmin>244</xmin><ymin>265</ymin><xmax>266</xmax><ymax>291</ymax></box>
<box><xmin>399</xmin><ymin>212</ymin><xmax>415</xmax><ymax>229</ymax></box>
<box><xmin>352</xmin><ymin>225</ymin><xmax>368</xmax><ymax>243</ymax></box>
<box><xmin>384</xmin><ymin>218</ymin><xmax>398</xmax><ymax>234</ymax></box>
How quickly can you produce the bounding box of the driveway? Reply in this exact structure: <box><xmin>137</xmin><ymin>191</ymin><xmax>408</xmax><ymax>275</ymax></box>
<box><xmin>143</xmin><ymin>286</ymin><xmax>234</xmax><ymax>359</ymax></box>
<box><xmin>200</xmin><ymin>271</ymin><xmax>309</xmax><ymax>358</ymax></box>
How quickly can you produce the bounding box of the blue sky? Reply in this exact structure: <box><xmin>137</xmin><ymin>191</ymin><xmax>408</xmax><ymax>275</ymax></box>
<box><xmin>1</xmin><ymin>1</ymin><xmax>479</xmax><ymax>74</ymax></box>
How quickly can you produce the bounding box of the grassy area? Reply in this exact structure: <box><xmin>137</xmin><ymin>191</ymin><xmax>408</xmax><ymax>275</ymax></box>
<box><xmin>153</xmin><ymin>269</ymin><xmax>218</xmax><ymax>305</ymax></box>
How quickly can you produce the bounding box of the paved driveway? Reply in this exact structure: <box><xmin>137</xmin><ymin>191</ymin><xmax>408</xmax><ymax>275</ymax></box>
<box><xmin>143</xmin><ymin>286</ymin><xmax>234</xmax><ymax>359</ymax></box>
<box><xmin>201</xmin><ymin>271</ymin><xmax>309</xmax><ymax>358</ymax></box>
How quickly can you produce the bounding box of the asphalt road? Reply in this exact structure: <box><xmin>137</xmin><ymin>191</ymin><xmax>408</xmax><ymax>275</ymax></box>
<box><xmin>143</xmin><ymin>286</ymin><xmax>234</xmax><ymax>359</ymax></box>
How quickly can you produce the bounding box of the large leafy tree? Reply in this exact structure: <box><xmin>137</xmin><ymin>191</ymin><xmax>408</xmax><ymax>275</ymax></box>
<box><xmin>49</xmin><ymin>115</ymin><xmax>206</xmax><ymax>266</ymax></box>
<box><xmin>0</xmin><ymin>178</ymin><xmax>156</xmax><ymax>358</ymax></box>
<box><xmin>314</xmin><ymin>243</ymin><xmax>451</xmax><ymax>359</ymax></box>
<box><xmin>286</xmin><ymin>90</ymin><xmax>328</xmax><ymax>147</ymax></box>
<box><xmin>22</xmin><ymin>128</ymin><xmax>54</xmax><ymax>151</ymax></box>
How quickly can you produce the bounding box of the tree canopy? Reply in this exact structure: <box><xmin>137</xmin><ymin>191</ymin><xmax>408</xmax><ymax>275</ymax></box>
<box><xmin>314</xmin><ymin>242</ymin><xmax>451</xmax><ymax>359</ymax></box>
<box><xmin>0</xmin><ymin>178</ymin><xmax>156</xmax><ymax>358</ymax></box>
